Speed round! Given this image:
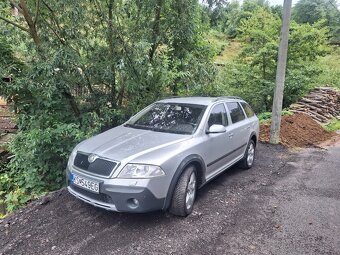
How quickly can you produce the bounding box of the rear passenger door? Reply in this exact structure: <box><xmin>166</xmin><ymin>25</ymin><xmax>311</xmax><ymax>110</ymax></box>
<box><xmin>225</xmin><ymin>102</ymin><xmax>250</xmax><ymax>159</ymax></box>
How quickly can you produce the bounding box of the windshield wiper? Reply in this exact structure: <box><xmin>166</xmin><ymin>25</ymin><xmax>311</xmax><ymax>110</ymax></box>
<box><xmin>124</xmin><ymin>123</ymin><xmax>153</xmax><ymax>131</ymax></box>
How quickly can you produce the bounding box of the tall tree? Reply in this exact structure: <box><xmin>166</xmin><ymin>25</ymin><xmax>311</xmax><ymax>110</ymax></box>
<box><xmin>292</xmin><ymin>0</ymin><xmax>340</xmax><ymax>44</ymax></box>
<box><xmin>238</xmin><ymin>7</ymin><xmax>281</xmax><ymax>110</ymax></box>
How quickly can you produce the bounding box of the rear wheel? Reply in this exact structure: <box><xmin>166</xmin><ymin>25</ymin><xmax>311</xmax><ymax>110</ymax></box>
<box><xmin>240</xmin><ymin>139</ymin><xmax>256</xmax><ymax>169</ymax></box>
<box><xmin>169</xmin><ymin>165</ymin><xmax>197</xmax><ymax>217</ymax></box>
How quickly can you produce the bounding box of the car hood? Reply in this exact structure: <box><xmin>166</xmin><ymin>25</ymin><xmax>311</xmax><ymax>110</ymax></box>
<box><xmin>77</xmin><ymin>125</ymin><xmax>191</xmax><ymax>161</ymax></box>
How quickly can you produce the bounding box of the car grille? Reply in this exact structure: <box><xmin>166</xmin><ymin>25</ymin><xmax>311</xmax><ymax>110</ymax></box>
<box><xmin>73</xmin><ymin>152</ymin><xmax>118</xmax><ymax>177</ymax></box>
<box><xmin>69</xmin><ymin>183</ymin><xmax>112</xmax><ymax>203</ymax></box>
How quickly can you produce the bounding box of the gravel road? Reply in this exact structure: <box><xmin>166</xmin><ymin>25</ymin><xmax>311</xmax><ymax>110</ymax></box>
<box><xmin>1</xmin><ymin>142</ymin><xmax>340</xmax><ymax>255</ymax></box>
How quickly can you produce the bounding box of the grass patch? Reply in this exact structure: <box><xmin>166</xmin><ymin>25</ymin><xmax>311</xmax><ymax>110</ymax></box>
<box><xmin>258</xmin><ymin>110</ymin><xmax>294</xmax><ymax>123</ymax></box>
<box><xmin>317</xmin><ymin>46</ymin><xmax>340</xmax><ymax>89</ymax></box>
<box><xmin>323</xmin><ymin>119</ymin><xmax>340</xmax><ymax>132</ymax></box>
<box><xmin>215</xmin><ymin>40</ymin><xmax>241</xmax><ymax>63</ymax></box>
<box><xmin>207</xmin><ymin>30</ymin><xmax>241</xmax><ymax>64</ymax></box>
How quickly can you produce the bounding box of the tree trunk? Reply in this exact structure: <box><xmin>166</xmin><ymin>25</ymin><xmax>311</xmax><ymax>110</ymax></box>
<box><xmin>62</xmin><ymin>91</ymin><xmax>80</xmax><ymax>117</ymax></box>
<box><xmin>19</xmin><ymin>0</ymin><xmax>41</xmax><ymax>48</ymax></box>
<box><xmin>149</xmin><ymin>0</ymin><xmax>163</xmax><ymax>61</ymax></box>
<box><xmin>107</xmin><ymin>0</ymin><xmax>116</xmax><ymax>107</ymax></box>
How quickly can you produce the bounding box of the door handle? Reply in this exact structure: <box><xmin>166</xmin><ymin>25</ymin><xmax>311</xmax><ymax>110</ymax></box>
<box><xmin>246</xmin><ymin>126</ymin><xmax>250</xmax><ymax>130</ymax></box>
<box><xmin>229</xmin><ymin>133</ymin><xmax>234</xmax><ymax>138</ymax></box>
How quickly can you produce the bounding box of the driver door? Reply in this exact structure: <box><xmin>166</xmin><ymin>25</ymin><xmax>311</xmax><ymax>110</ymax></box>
<box><xmin>204</xmin><ymin>103</ymin><xmax>233</xmax><ymax>178</ymax></box>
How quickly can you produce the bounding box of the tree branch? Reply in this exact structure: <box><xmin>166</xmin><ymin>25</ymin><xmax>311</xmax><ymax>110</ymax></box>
<box><xmin>33</xmin><ymin>0</ymin><xmax>40</xmax><ymax>26</ymax></box>
<box><xmin>42</xmin><ymin>0</ymin><xmax>63</xmax><ymax>35</ymax></box>
<box><xmin>149</xmin><ymin>0</ymin><xmax>163</xmax><ymax>61</ymax></box>
<box><xmin>42</xmin><ymin>18</ymin><xmax>65</xmax><ymax>45</ymax></box>
<box><xmin>0</xmin><ymin>15</ymin><xmax>29</xmax><ymax>32</ymax></box>
<box><xmin>9</xmin><ymin>1</ymin><xmax>23</xmax><ymax>14</ymax></box>
<box><xmin>107</xmin><ymin>0</ymin><xmax>116</xmax><ymax>106</ymax></box>
<box><xmin>19</xmin><ymin>0</ymin><xmax>40</xmax><ymax>45</ymax></box>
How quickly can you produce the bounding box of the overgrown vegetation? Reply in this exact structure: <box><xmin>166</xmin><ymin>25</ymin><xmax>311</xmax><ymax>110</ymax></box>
<box><xmin>0</xmin><ymin>0</ymin><xmax>339</xmax><ymax>212</ymax></box>
<box><xmin>323</xmin><ymin>119</ymin><xmax>340</xmax><ymax>132</ymax></box>
<box><xmin>258</xmin><ymin>109</ymin><xmax>294</xmax><ymax>123</ymax></box>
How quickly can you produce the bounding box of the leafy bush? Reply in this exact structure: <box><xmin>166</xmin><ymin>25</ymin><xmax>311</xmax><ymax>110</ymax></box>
<box><xmin>0</xmin><ymin>123</ymin><xmax>88</xmax><ymax>212</ymax></box>
<box><xmin>258</xmin><ymin>110</ymin><xmax>294</xmax><ymax>123</ymax></box>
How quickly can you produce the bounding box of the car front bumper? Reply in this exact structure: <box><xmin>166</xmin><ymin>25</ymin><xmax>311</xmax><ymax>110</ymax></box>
<box><xmin>66</xmin><ymin>168</ymin><xmax>167</xmax><ymax>213</ymax></box>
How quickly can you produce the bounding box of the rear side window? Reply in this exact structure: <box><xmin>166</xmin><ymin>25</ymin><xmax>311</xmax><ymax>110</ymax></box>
<box><xmin>226</xmin><ymin>102</ymin><xmax>246</xmax><ymax>123</ymax></box>
<box><xmin>240</xmin><ymin>102</ymin><xmax>255</xmax><ymax>117</ymax></box>
<box><xmin>207</xmin><ymin>103</ymin><xmax>228</xmax><ymax>128</ymax></box>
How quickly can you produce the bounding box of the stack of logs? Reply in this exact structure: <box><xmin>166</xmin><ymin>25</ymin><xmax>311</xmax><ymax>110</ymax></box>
<box><xmin>290</xmin><ymin>87</ymin><xmax>340</xmax><ymax>123</ymax></box>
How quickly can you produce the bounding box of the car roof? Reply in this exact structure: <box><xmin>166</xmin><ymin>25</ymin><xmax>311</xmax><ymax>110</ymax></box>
<box><xmin>157</xmin><ymin>96</ymin><xmax>243</xmax><ymax>106</ymax></box>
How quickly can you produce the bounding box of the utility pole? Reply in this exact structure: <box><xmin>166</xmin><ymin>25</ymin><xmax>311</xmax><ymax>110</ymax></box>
<box><xmin>269</xmin><ymin>0</ymin><xmax>292</xmax><ymax>144</ymax></box>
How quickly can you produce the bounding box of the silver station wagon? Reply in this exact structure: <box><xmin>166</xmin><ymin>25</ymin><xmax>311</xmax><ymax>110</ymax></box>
<box><xmin>67</xmin><ymin>97</ymin><xmax>259</xmax><ymax>216</ymax></box>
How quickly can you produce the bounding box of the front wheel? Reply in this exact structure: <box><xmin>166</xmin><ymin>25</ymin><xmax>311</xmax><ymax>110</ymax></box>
<box><xmin>240</xmin><ymin>140</ymin><xmax>256</xmax><ymax>169</ymax></box>
<box><xmin>169</xmin><ymin>165</ymin><xmax>197</xmax><ymax>217</ymax></box>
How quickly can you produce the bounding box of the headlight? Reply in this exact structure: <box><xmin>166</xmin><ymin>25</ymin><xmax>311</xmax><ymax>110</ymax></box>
<box><xmin>118</xmin><ymin>164</ymin><xmax>165</xmax><ymax>178</ymax></box>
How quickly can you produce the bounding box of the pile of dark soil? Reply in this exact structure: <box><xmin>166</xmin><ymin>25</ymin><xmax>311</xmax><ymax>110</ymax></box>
<box><xmin>260</xmin><ymin>113</ymin><xmax>336</xmax><ymax>147</ymax></box>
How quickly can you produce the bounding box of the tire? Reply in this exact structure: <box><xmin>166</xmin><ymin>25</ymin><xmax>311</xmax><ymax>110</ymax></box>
<box><xmin>240</xmin><ymin>139</ymin><xmax>256</xmax><ymax>169</ymax></box>
<box><xmin>169</xmin><ymin>165</ymin><xmax>197</xmax><ymax>217</ymax></box>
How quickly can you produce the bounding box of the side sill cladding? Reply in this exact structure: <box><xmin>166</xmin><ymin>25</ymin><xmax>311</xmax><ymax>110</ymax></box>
<box><xmin>163</xmin><ymin>154</ymin><xmax>206</xmax><ymax>210</ymax></box>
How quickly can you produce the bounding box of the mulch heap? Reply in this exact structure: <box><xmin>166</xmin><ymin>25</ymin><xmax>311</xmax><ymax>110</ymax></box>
<box><xmin>260</xmin><ymin>113</ymin><xmax>335</xmax><ymax>147</ymax></box>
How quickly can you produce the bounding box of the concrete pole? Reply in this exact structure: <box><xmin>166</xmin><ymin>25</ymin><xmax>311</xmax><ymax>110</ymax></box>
<box><xmin>269</xmin><ymin>0</ymin><xmax>292</xmax><ymax>144</ymax></box>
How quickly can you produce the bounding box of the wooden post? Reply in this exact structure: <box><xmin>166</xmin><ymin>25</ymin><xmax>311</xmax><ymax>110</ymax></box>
<box><xmin>269</xmin><ymin>0</ymin><xmax>292</xmax><ymax>144</ymax></box>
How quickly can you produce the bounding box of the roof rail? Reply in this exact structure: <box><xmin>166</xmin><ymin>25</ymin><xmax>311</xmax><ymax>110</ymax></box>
<box><xmin>214</xmin><ymin>96</ymin><xmax>242</xmax><ymax>101</ymax></box>
<box><xmin>162</xmin><ymin>96</ymin><xmax>182</xmax><ymax>99</ymax></box>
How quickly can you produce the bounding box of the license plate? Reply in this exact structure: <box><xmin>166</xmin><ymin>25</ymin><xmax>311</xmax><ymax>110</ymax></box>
<box><xmin>71</xmin><ymin>174</ymin><xmax>99</xmax><ymax>193</ymax></box>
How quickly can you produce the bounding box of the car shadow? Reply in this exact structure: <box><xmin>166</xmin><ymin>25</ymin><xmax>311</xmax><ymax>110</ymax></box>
<box><xmin>195</xmin><ymin>163</ymin><xmax>246</xmax><ymax>202</ymax></box>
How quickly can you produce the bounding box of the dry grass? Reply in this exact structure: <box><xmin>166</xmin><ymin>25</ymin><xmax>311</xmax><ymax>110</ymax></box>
<box><xmin>207</xmin><ymin>30</ymin><xmax>242</xmax><ymax>64</ymax></box>
<box><xmin>215</xmin><ymin>40</ymin><xmax>242</xmax><ymax>63</ymax></box>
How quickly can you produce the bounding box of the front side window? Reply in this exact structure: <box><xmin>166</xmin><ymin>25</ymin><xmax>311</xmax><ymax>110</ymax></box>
<box><xmin>226</xmin><ymin>102</ymin><xmax>246</xmax><ymax>123</ymax></box>
<box><xmin>207</xmin><ymin>103</ymin><xmax>228</xmax><ymax>128</ymax></box>
<box><xmin>125</xmin><ymin>103</ymin><xmax>206</xmax><ymax>134</ymax></box>
<box><xmin>240</xmin><ymin>102</ymin><xmax>255</xmax><ymax>117</ymax></box>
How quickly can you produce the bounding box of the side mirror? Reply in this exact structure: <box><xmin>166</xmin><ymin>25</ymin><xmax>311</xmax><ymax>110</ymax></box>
<box><xmin>207</xmin><ymin>124</ymin><xmax>226</xmax><ymax>134</ymax></box>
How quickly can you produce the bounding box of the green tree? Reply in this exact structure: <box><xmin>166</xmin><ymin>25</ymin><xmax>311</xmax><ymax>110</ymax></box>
<box><xmin>238</xmin><ymin>7</ymin><xmax>281</xmax><ymax>110</ymax></box>
<box><xmin>217</xmin><ymin>8</ymin><xmax>329</xmax><ymax>112</ymax></box>
<box><xmin>0</xmin><ymin>0</ymin><xmax>215</xmax><ymax>211</ymax></box>
<box><xmin>292</xmin><ymin>0</ymin><xmax>340</xmax><ymax>44</ymax></box>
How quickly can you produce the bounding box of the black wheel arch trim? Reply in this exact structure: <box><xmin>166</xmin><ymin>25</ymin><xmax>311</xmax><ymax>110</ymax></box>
<box><xmin>250</xmin><ymin>131</ymin><xmax>258</xmax><ymax>145</ymax></box>
<box><xmin>163</xmin><ymin>154</ymin><xmax>206</xmax><ymax>210</ymax></box>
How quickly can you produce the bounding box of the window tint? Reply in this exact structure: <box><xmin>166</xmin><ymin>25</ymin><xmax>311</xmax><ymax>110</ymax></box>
<box><xmin>226</xmin><ymin>102</ymin><xmax>246</xmax><ymax>123</ymax></box>
<box><xmin>207</xmin><ymin>104</ymin><xmax>228</xmax><ymax>128</ymax></box>
<box><xmin>240</xmin><ymin>102</ymin><xmax>255</xmax><ymax>117</ymax></box>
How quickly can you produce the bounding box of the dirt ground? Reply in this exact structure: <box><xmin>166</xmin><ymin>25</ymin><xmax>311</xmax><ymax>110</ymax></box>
<box><xmin>1</xmin><ymin>141</ymin><xmax>340</xmax><ymax>255</ymax></box>
<box><xmin>260</xmin><ymin>113</ymin><xmax>336</xmax><ymax>147</ymax></box>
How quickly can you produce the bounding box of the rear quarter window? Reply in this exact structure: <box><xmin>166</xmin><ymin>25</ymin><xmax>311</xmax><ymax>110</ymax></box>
<box><xmin>226</xmin><ymin>102</ymin><xmax>246</xmax><ymax>123</ymax></box>
<box><xmin>240</xmin><ymin>102</ymin><xmax>255</xmax><ymax>117</ymax></box>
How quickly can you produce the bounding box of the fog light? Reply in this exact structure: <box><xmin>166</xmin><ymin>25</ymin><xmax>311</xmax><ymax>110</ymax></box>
<box><xmin>132</xmin><ymin>198</ymin><xmax>139</xmax><ymax>206</ymax></box>
<box><xmin>127</xmin><ymin>198</ymin><xmax>139</xmax><ymax>209</ymax></box>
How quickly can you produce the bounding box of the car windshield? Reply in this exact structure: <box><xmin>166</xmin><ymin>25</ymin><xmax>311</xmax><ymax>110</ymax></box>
<box><xmin>125</xmin><ymin>103</ymin><xmax>206</xmax><ymax>134</ymax></box>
